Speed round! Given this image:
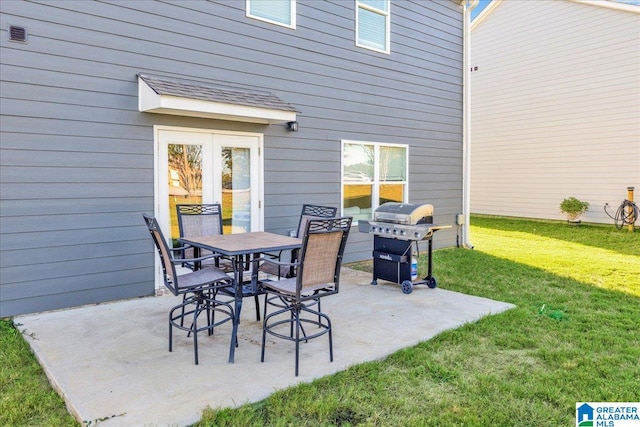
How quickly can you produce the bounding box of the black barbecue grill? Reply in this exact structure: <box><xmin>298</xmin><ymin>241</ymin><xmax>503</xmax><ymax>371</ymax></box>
<box><xmin>358</xmin><ymin>202</ymin><xmax>451</xmax><ymax>294</ymax></box>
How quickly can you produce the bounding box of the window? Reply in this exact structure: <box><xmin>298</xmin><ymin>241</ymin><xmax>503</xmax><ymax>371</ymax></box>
<box><xmin>342</xmin><ymin>140</ymin><xmax>407</xmax><ymax>222</ymax></box>
<box><xmin>356</xmin><ymin>0</ymin><xmax>390</xmax><ymax>54</ymax></box>
<box><xmin>247</xmin><ymin>0</ymin><xmax>295</xmax><ymax>29</ymax></box>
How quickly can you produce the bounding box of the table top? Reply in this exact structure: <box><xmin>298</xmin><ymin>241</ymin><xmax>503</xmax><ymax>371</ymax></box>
<box><xmin>180</xmin><ymin>231</ymin><xmax>301</xmax><ymax>256</ymax></box>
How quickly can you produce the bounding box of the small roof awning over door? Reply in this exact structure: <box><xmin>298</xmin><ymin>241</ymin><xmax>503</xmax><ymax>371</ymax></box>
<box><xmin>138</xmin><ymin>74</ymin><xmax>298</xmax><ymax>124</ymax></box>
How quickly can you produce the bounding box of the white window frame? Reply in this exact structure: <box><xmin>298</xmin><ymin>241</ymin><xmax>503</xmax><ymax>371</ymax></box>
<box><xmin>341</xmin><ymin>140</ymin><xmax>408</xmax><ymax>222</ymax></box>
<box><xmin>247</xmin><ymin>0</ymin><xmax>296</xmax><ymax>29</ymax></box>
<box><xmin>355</xmin><ymin>0</ymin><xmax>390</xmax><ymax>54</ymax></box>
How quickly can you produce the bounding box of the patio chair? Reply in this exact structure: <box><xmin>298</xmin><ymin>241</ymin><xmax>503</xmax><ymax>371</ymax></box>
<box><xmin>260</xmin><ymin>204</ymin><xmax>338</xmax><ymax>326</ymax></box>
<box><xmin>259</xmin><ymin>216</ymin><xmax>352</xmax><ymax>376</ymax></box>
<box><xmin>177</xmin><ymin>204</ymin><xmax>261</xmax><ymax>321</ymax></box>
<box><xmin>176</xmin><ymin>204</ymin><xmax>229</xmax><ymax>271</ymax></box>
<box><xmin>142</xmin><ymin>213</ymin><xmax>236</xmax><ymax>365</ymax></box>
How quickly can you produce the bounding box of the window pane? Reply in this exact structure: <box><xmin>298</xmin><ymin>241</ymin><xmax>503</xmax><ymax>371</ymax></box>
<box><xmin>358</xmin><ymin>8</ymin><xmax>386</xmax><ymax>50</ymax></box>
<box><xmin>343</xmin><ymin>143</ymin><xmax>374</xmax><ymax>181</ymax></box>
<box><xmin>380</xmin><ymin>184</ymin><xmax>404</xmax><ymax>205</ymax></box>
<box><xmin>343</xmin><ymin>183</ymin><xmax>373</xmax><ymax>222</ymax></box>
<box><xmin>249</xmin><ymin>0</ymin><xmax>291</xmax><ymax>25</ymax></box>
<box><xmin>379</xmin><ymin>146</ymin><xmax>406</xmax><ymax>181</ymax></box>
<box><xmin>360</xmin><ymin>0</ymin><xmax>388</xmax><ymax>12</ymax></box>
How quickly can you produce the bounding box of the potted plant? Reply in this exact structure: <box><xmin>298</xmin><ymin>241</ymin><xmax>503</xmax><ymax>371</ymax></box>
<box><xmin>560</xmin><ymin>197</ymin><xmax>589</xmax><ymax>223</ymax></box>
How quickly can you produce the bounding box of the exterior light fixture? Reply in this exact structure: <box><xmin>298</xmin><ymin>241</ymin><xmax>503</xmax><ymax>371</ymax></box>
<box><xmin>286</xmin><ymin>121</ymin><xmax>298</xmax><ymax>132</ymax></box>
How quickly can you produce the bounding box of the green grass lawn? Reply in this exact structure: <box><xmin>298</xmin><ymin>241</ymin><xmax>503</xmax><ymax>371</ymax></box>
<box><xmin>1</xmin><ymin>215</ymin><xmax>638</xmax><ymax>426</ymax></box>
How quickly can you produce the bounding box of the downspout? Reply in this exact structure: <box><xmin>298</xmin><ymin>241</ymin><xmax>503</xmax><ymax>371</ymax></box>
<box><xmin>462</xmin><ymin>0</ymin><xmax>479</xmax><ymax>248</ymax></box>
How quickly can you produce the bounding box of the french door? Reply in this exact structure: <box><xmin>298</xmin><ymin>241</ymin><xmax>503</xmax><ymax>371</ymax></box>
<box><xmin>155</xmin><ymin>126</ymin><xmax>263</xmax><ymax>248</ymax></box>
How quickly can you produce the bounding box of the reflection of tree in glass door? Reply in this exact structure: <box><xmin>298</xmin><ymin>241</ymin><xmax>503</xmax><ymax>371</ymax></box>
<box><xmin>168</xmin><ymin>144</ymin><xmax>203</xmax><ymax>241</ymax></box>
<box><xmin>168</xmin><ymin>144</ymin><xmax>203</xmax><ymax>197</ymax></box>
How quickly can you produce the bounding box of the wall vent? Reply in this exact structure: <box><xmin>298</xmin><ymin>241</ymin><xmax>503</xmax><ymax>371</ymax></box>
<box><xmin>9</xmin><ymin>26</ymin><xmax>27</xmax><ymax>43</ymax></box>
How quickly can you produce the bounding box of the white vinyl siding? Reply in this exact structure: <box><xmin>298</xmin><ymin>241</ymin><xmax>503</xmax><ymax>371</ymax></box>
<box><xmin>470</xmin><ymin>0</ymin><xmax>640</xmax><ymax>224</ymax></box>
<box><xmin>356</xmin><ymin>0</ymin><xmax>390</xmax><ymax>54</ymax></box>
<box><xmin>247</xmin><ymin>0</ymin><xmax>295</xmax><ymax>29</ymax></box>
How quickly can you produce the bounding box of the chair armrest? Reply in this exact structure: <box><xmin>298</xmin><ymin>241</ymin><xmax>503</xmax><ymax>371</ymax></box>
<box><xmin>168</xmin><ymin>244</ymin><xmax>191</xmax><ymax>253</ymax></box>
<box><xmin>256</xmin><ymin>256</ymin><xmax>298</xmax><ymax>266</ymax></box>
<box><xmin>255</xmin><ymin>256</ymin><xmax>299</xmax><ymax>279</ymax></box>
<box><xmin>170</xmin><ymin>253</ymin><xmax>218</xmax><ymax>265</ymax></box>
<box><xmin>254</xmin><ymin>256</ymin><xmax>299</xmax><ymax>270</ymax></box>
<box><xmin>261</xmin><ymin>250</ymin><xmax>283</xmax><ymax>260</ymax></box>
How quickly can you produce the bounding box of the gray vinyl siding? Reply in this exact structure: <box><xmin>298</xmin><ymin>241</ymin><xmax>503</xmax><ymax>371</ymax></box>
<box><xmin>1</xmin><ymin>0</ymin><xmax>464</xmax><ymax>316</ymax></box>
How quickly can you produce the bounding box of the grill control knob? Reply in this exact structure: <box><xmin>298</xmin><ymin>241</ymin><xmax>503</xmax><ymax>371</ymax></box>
<box><xmin>414</xmin><ymin>232</ymin><xmax>421</xmax><ymax>239</ymax></box>
<box><xmin>400</xmin><ymin>230</ymin><xmax>406</xmax><ymax>236</ymax></box>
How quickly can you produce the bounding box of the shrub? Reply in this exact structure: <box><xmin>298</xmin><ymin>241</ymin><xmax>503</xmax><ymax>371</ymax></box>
<box><xmin>560</xmin><ymin>197</ymin><xmax>589</xmax><ymax>221</ymax></box>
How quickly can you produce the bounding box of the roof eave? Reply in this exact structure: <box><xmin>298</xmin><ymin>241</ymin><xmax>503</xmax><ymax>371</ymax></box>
<box><xmin>138</xmin><ymin>75</ymin><xmax>297</xmax><ymax>124</ymax></box>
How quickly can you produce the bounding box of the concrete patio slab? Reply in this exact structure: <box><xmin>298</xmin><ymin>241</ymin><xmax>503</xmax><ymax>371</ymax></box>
<box><xmin>14</xmin><ymin>268</ymin><xmax>514</xmax><ymax>427</ymax></box>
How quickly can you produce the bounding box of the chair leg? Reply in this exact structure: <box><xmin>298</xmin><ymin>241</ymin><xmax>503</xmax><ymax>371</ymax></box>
<box><xmin>254</xmin><ymin>295</ymin><xmax>261</xmax><ymax>321</ymax></box>
<box><xmin>193</xmin><ymin>298</ymin><xmax>200</xmax><ymax>365</ymax></box>
<box><xmin>294</xmin><ymin>305</ymin><xmax>301</xmax><ymax>376</ymax></box>
<box><xmin>260</xmin><ymin>321</ymin><xmax>267</xmax><ymax>363</ymax></box>
<box><xmin>168</xmin><ymin>290</ymin><xmax>235</xmax><ymax>365</ymax></box>
<box><xmin>262</xmin><ymin>298</ymin><xmax>331</xmax><ymax>376</ymax></box>
<box><xmin>292</xmin><ymin>305</ymin><xmax>309</xmax><ymax>342</ymax></box>
<box><xmin>326</xmin><ymin>313</ymin><xmax>333</xmax><ymax>363</ymax></box>
<box><xmin>205</xmin><ymin>297</ymin><xmax>212</xmax><ymax>337</ymax></box>
<box><xmin>169</xmin><ymin>313</ymin><xmax>173</xmax><ymax>353</ymax></box>
<box><xmin>180</xmin><ymin>294</ymin><xmax>187</xmax><ymax>327</ymax></box>
<box><xmin>261</xmin><ymin>294</ymin><xmax>269</xmax><ymax>363</ymax></box>
<box><xmin>206</xmin><ymin>290</ymin><xmax>215</xmax><ymax>336</ymax></box>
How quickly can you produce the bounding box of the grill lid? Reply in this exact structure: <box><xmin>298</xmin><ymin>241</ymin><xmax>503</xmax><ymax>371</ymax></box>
<box><xmin>373</xmin><ymin>202</ymin><xmax>434</xmax><ymax>225</ymax></box>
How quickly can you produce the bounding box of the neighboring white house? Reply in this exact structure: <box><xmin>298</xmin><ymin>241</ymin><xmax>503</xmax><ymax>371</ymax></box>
<box><xmin>470</xmin><ymin>0</ymin><xmax>640</xmax><ymax>224</ymax></box>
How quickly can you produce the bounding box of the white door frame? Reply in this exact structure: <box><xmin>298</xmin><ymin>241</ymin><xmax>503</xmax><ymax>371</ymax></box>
<box><xmin>153</xmin><ymin>125</ymin><xmax>264</xmax><ymax>289</ymax></box>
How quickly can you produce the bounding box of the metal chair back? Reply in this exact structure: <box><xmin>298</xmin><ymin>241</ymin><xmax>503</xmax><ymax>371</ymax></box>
<box><xmin>295</xmin><ymin>216</ymin><xmax>352</xmax><ymax>299</ymax></box>
<box><xmin>176</xmin><ymin>204</ymin><xmax>224</xmax><ymax>265</ymax></box>
<box><xmin>177</xmin><ymin>203</ymin><xmax>224</xmax><ymax>238</ymax></box>
<box><xmin>295</xmin><ymin>204</ymin><xmax>338</xmax><ymax>238</ymax></box>
<box><xmin>142</xmin><ymin>213</ymin><xmax>179</xmax><ymax>295</ymax></box>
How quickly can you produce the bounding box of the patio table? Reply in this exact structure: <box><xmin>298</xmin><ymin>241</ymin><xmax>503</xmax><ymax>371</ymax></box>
<box><xmin>179</xmin><ymin>232</ymin><xmax>301</xmax><ymax>363</ymax></box>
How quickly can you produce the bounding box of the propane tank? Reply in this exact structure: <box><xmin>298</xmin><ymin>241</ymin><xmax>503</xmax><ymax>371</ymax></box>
<box><xmin>411</xmin><ymin>257</ymin><xmax>418</xmax><ymax>281</ymax></box>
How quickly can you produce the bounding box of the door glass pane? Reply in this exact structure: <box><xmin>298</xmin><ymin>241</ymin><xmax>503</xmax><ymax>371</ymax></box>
<box><xmin>222</xmin><ymin>147</ymin><xmax>251</xmax><ymax>233</ymax></box>
<box><xmin>168</xmin><ymin>143</ymin><xmax>203</xmax><ymax>244</ymax></box>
